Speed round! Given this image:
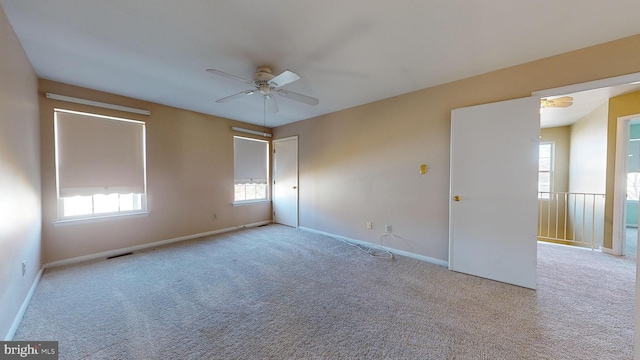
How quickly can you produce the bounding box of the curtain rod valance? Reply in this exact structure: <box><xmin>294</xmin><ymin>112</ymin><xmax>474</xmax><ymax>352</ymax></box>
<box><xmin>46</xmin><ymin>93</ymin><xmax>151</xmax><ymax>116</ymax></box>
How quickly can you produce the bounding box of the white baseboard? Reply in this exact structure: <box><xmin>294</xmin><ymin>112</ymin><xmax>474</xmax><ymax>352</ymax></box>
<box><xmin>298</xmin><ymin>226</ymin><xmax>448</xmax><ymax>267</ymax></box>
<box><xmin>601</xmin><ymin>246</ymin><xmax>620</xmax><ymax>256</ymax></box>
<box><xmin>7</xmin><ymin>221</ymin><xmax>272</xmax><ymax>341</ymax></box>
<box><xmin>5</xmin><ymin>267</ymin><xmax>44</xmax><ymax>341</ymax></box>
<box><xmin>44</xmin><ymin>220</ymin><xmax>272</xmax><ymax>269</ymax></box>
<box><xmin>538</xmin><ymin>240</ymin><xmax>603</xmax><ymax>253</ymax></box>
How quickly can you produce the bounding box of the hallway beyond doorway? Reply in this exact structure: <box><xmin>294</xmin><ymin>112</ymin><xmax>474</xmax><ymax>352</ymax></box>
<box><xmin>626</xmin><ymin>227</ymin><xmax>638</xmax><ymax>259</ymax></box>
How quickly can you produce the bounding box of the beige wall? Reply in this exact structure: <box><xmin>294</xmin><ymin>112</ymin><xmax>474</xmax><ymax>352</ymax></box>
<box><xmin>39</xmin><ymin>80</ymin><xmax>272</xmax><ymax>263</ymax></box>
<box><xmin>540</xmin><ymin>126</ymin><xmax>570</xmax><ymax>193</ymax></box>
<box><xmin>0</xmin><ymin>5</ymin><xmax>41</xmax><ymax>339</ymax></box>
<box><xmin>274</xmin><ymin>34</ymin><xmax>640</xmax><ymax>262</ymax></box>
<box><xmin>570</xmin><ymin>102</ymin><xmax>608</xmax><ymax>194</ymax></box>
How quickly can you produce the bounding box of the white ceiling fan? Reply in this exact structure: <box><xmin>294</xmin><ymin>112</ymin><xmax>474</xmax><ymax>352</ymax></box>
<box><xmin>206</xmin><ymin>66</ymin><xmax>319</xmax><ymax>113</ymax></box>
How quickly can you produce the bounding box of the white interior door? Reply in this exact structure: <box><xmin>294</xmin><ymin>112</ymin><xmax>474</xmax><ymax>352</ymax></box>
<box><xmin>449</xmin><ymin>97</ymin><xmax>540</xmax><ymax>289</ymax></box>
<box><xmin>273</xmin><ymin>136</ymin><xmax>298</xmax><ymax>227</ymax></box>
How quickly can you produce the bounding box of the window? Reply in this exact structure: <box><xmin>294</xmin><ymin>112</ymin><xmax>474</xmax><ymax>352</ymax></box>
<box><xmin>234</xmin><ymin>136</ymin><xmax>269</xmax><ymax>203</ymax></box>
<box><xmin>54</xmin><ymin>109</ymin><xmax>147</xmax><ymax>220</ymax></box>
<box><xmin>538</xmin><ymin>142</ymin><xmax>553</xmax><ymax>199</ymax></box>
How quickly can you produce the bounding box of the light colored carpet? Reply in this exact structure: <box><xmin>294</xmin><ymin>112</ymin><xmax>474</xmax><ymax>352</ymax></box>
<box><xmin>626</xmin><ymin>227</ymin><xmax>638</xmax><ymax>259</ymax></box>
<box><xmin>14</xmin><ymin>224</ymin><xmax>635</xmax><ymax>359</ymax></box>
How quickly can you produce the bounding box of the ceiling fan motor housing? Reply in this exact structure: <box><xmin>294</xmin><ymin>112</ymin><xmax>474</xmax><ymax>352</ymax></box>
<box><xmin>207</xmin><ymin>65</ymin><xmax>319</xmax><ymax>107</ymax></box>
<box><xmin>254</xmin><ymin>66</ymin><xmax>275</xmax><ymax>80</ymax></box>
<box><xmin>254</xmin><ymin>67</ymin><xmax>275</xmax><ymax>94</ymax></box>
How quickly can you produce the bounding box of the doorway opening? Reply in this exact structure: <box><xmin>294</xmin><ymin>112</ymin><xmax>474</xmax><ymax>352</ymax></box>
<box><xmin>537</xmin><ymin>79</ymin><xmax>640</xmax><ymax>256</ymax></box>
<box><xmin>614</xmin><ymin>115</ymin><xmax>640</xmax><ymax>258</ymax></box>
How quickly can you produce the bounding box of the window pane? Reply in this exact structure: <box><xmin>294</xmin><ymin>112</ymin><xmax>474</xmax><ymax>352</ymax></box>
<box><xmin>539</xmin><ymin>157</ymin><xmax>551</xmax><ymax>171</ymax></box>
<box><xmin>63</xmin><ymin>196</ymin><xmax>93</xmax><ymax>217</ymax></box>
<box><xmin>245</xmin><ymin>184</ymin><xmax>257</xmax><ymax>200</ymax></box>
<box><xmin>119</xmin><ymin>193</ymin><xmax>142</xmax><ymax>211</ymax></box>
<box><xmin>255</xmin><ymin>184</ymin><xmax>267</xmax><ymax>199</ymax></box>
<box><xmin>538</xmin><ymin>172</ymin><xmax>551</xmax><ymax>192</ymax></box>
<box><xmin>539</xmin><ymin>143</ymin><xmax>551</xmax><ymax>158</ymax></box>
<box><xmin>234</xmin><ymin>183</ymin><xmax>267</xmax><ymax>202</ymax></box>
<box><xmin>94</xmin><ymin>193</ymin><xmax>120</xmax><ymax>214</ymax></box>
<box><xmin>235</xmin><ymin>184</ymin><xmax>246</xmax><ymax>201</ymax></box>
<box><xmin>538</xmin><ymin>142</ymin><xmax>553</xmax><ymax>198</ymax></box>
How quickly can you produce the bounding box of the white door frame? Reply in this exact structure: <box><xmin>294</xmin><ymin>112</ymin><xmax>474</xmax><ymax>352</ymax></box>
<box><xmin>532</xmin><ymin>71</ymin><xmax>640</xmax><ymax>255</ymax></box>
<box><xmin>272</xmin><ymin>136</ymin><xmax>299</xmax><ymax>228</ymax></box>
<box><xmin>613</xmin><ymin>113</ymin><xmax>640</xmax><ymax>256</ymax></box>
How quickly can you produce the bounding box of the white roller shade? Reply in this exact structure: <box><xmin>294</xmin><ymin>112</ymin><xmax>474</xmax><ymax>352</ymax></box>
<box><xmin>234</xmin><ymin>136</ymin><xmax>268</xmax><ymax>184</ymax></box>
<box><xmin>55</xmin><ymin>110</ymin><xmax>146</xmax><ymax>197</ymax></box>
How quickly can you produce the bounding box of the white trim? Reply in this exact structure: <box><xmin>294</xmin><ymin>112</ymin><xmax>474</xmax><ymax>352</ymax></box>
<box><xmin>52</xmin><ymin>211</ymin><xmax>150</xmax><ymax>227</ymax></box>
<box><xmin>538</xmin><ymin>240</ymin><xmax>602</xmax><ymax>252</ymax></box>
<box><xmin>612</xmin><ymin>113</ymin><xmax>640</xmax><ymax>256</ymax></box>
<box><xmin>43</xmin><ymin>221</ymin><xmax>272</xmax><ymax>269</ymax></box>
<box><xmin>532</xmin><ymin>72</ymin><xmax>640</xmax><ymax>98</ymax></box>
<box><xmin>272</xmin><ymin>136</ymin><xmax>299</xmax><ymax>228</ymax></box>
<box><xmin>53</xmin><ymin>108</ymin><xmax>146</xmax><ymax>124</ymax></box>
<box><xmin>273</xmin><ymin>135</ymin><xmax>299</xmax><ymax>142</ymax></box>
<box><xmin>232</xmin><ymin>200</ymin><xmax>270</xmax><ymax>206</ymax></box>
<box><xmin>231</xmin><ymin>126</ymin><xmax>272</xmax><ymax>138</ymax></box>
<box><xmin>47</xmin><ymin>93</ymin><xmax>150</xmax><ymax>116</ymax></box>
<box><xmin>299</xmin><ymin>226</ymin><xmax>449</xmax><ymax>267</ymax></box>
<box><xmin>533</xmin><ymin>72</ymin><xmax>640</xmax><ymax>255</ymax></box>
<box><xmin>5</xmin><ymin>267</ymin><xmax>44</xmax><ymax>340</ymax></box>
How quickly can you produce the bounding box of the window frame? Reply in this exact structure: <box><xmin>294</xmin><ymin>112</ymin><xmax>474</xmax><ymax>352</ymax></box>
<box><xmin>54</xmin><ymin>109</ymin><xmax>148</xmax><ymax>223</ymax></box>
<box><xmin>233</xmin><ymin>136</ymin><xmax>270</xmax><ymax>205</ymax></box>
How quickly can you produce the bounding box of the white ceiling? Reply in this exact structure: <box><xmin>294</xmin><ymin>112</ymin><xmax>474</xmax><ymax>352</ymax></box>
<box><xmin>2</xmin><ymin>1</ymin><xmax>640</xmax><ymax>128</ymax></box>
<box><xmin>541</xmin><ymin>83</ymin><xmax>640</xmax><ymax>128</ymax></box>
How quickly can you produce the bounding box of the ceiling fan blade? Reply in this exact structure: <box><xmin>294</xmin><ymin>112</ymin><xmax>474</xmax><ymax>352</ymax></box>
<box><xmin>554</xmin><ymin>96</ymin><xmax>574</xmax><ymax>103</ymax></box>
<box><xmin>206</xmin><ymin>69</ymin><xmax>253</xmax><ymax>85</ymax></box>
<box><xmin>268</xmin><ymin>70</ymin><xmax>300</xmax><ymax>88</ymax></box>
<box><xmin>265</xmin><ymin>94</ymin><xmax>279</xmax><ymax>113</ymax></box>
<box><xmin>215</xmin><ymin>90</ymin><xmax>255</xmax><ymax>103</ymax></box>
<box><xmin>541</xmin><ymin>96</ymin><xmax>573</xmax><ymax>108</ymax></box>
<box><xmin>276</xmin><ymin>89</ymin><xmax>319</xmax><ymax>106</ymax></box>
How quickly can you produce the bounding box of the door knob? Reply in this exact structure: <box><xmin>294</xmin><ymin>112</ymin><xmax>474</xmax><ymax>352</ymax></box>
<box><xmin>453</xmin><ymin>195</ymin><xmax>461</xmax><ymax>201</ymax></box>
<box><xmin>293</xmin><ymin>186</ymin><xmax>297</xmax><ymax>189</ymax></box>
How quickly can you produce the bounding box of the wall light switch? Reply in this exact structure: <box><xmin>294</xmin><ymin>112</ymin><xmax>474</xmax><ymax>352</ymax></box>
<box><xmin>420</xmin><ymin>164</ymin><xmax>427</xmax><ymax>174</ymax></box>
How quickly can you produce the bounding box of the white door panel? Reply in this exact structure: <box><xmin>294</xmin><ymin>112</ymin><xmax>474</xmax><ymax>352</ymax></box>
<box><xmin>273</xmin><ymin>137</ymin><xmax>298</xmax><ymax>227</ymax></box>
<box><xmin>449</xmin><ymin>97</ymin><xmax>539</xmax><ymax>289</ymax></box>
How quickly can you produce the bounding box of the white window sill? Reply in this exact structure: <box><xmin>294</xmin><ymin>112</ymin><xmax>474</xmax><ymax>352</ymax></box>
<box><xmin>233</xmin><ymin>200</ymin><xmax>270</xmax><ymax>206</ymax></box>
<box><xmin>52</xmin><ymin>211</ymin><xmax>149</xmax><ymax>227</ymax></box>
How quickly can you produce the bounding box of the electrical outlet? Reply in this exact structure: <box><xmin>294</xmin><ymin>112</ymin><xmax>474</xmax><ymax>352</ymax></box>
<box><xmin>385</xmin><ymin>224</ymin><xmax>392</xmax><ymax>233</ymax></box>
<box><xmin>22</xmin><ymin>261</ymin><xmax>26</xmax><ymax>276</ymax></box>
<box><xmin>366</xmin><ymin>221</ymin><xmax>372</xmax><ymax>229</ymax></box>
